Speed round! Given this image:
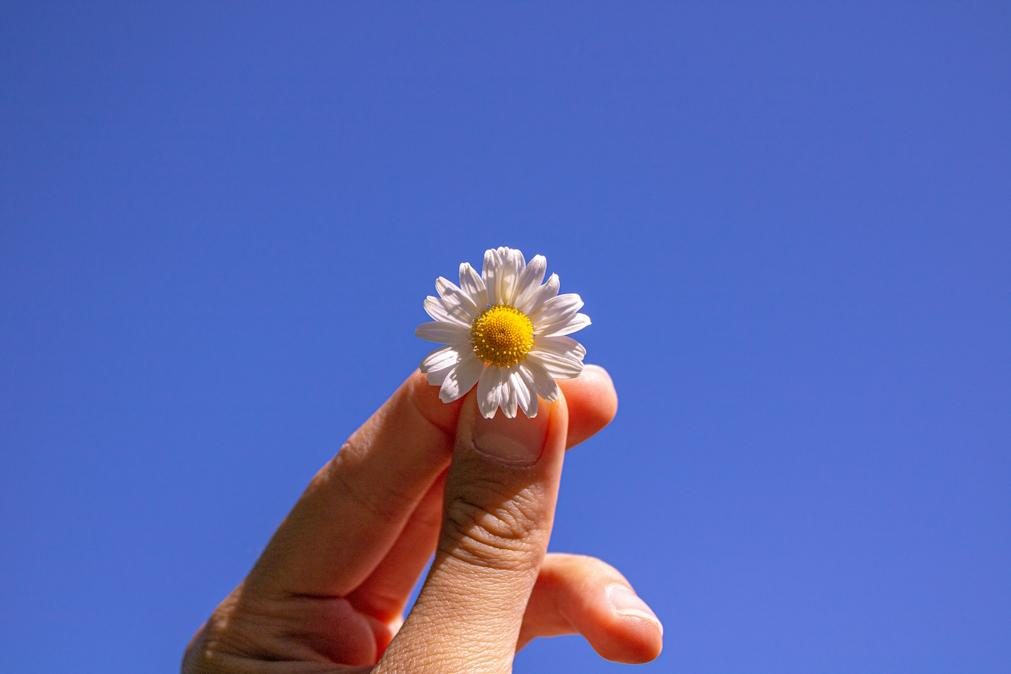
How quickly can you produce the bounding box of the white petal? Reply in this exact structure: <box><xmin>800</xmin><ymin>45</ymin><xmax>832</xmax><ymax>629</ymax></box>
<box><xmin>509</xmin><ymin>367</ymin><xmax>535</xmax><ymax>418</ymax></box>
<box><xmin>534</xmin><ymin>334</ymin><xmax>586</xmax><ymax>361</ymax></box>
<box><xmin>458</xmin><ymin>262</ymin><xmax>488</xmax><ymax>310</ymax></box>
<box><xmin>512</xmin><ymin>255</ymin><xmax>547</xmax><ymax>313</ymax></box>
<box><xmin>435</xmin><ymin>276</ymin><xmax>473</xmax><ymax>306</ymax></box>
<box><xmin>439</xmin><ymin>357</ymin><xmax>484</xmax><ymax>403</ymax></box>
<box><xmin>482</xmin><ymin>248</ymin><xmax>502</xmax><ymax>305</ymax></box>
<box><xmin>496</xmin><ymin>247</ymin><xmax>524</xmax><ymax>306</ymax></box>
<box><xmin>541</xmin><ymin>312</ymin><xmax>591</xmax><ymax>337</ymax></box>
<box><xmin>516</xmin><ymin>366</ymin><xmax>539</xmax><ymax>418</ymax></box>
<box><xmin>424</xmin><ymin>296</ymin><xmax>471</xmax><ymax>327</ymax></box>
<box><xmin>426</xmin><ymin>365</ymin><xmax>455</xmax><ymax>386</ymax></box>
<box><xmin>528</xmin><ymin>349</ymin><xmax>584</xmax><ymax>379</ymax></box>
<box><xmin>440</xmin><ymin>294</ymin><xmax>479</xmax><ymax>325</ymax></box>
<box><xmin>416</xmin><ymin>321</ymin><xmax>472</xmax><ymax>345</ymax></box>
<box><xmin>420</xmin><ymin>345</ymin><xmax>463</xmax><ymax>381</ymax></box>
<box><xmin>532</xmin><ymin>292</ymin><xmax>583</xmax><ymax>328</ymax></box>
<box><xmin>513</xmin><ymin>247</ymin><xmax>527</xmax><ymax>267</ymax></box>
<box><xmin>502</xmin><ymin>367</ymin><xmax>519</xmax><ymax>419</ymax></box>
<box><xmin>436</xmin><ymin>276</ymin><xmax>478</xmax><ymax>321</ymax></box>
<box><xmin>497</xmin><ymin>366</ymin><xmax>516</xmax><ymax>418</ymax></box>
<box><xmin>522</xmin><ymin>273</ymin><xmax>560</xmax><ymax>317</ymax></box>
<box><xmin>476</xmin><ymin>365</ymin><xmax>502</xmax><ymax>418</ymax></box>
<box><xmin>523</xmin><ymin>359</ymin><xmax>559</xmax><ymax>401</ymax></box>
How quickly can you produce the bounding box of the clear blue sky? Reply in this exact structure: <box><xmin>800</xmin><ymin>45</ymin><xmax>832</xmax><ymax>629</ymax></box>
<box><xmin>2</xmin><ymin>4</ymin><xmax>1009</xmax><ymax>673</ymax></box>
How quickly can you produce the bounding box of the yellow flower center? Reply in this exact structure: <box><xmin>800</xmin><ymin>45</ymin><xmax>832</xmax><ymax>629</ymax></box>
<box><xmin>471</xmin><ymin>304</ymin><xmax>534</xmax><ymax>367</ymax></box>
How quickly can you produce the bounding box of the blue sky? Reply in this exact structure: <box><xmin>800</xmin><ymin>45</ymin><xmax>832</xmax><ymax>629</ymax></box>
<box><xmin>2</xmin><ymin>4</ymin><xmax>1009</xmax><ymax>673</ymax></box>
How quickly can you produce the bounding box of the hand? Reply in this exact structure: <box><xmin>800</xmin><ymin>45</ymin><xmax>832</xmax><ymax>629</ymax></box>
<box><xmin>183</xmin><ymin>365</ymin><xmax>662</xmax><ymax>673</ymax></box>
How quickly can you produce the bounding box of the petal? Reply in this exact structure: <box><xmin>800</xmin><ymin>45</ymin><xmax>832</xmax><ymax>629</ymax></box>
<box><xmin>435</xmin><ymin>276</ymin><xmax>473</xmax><ymax>306</ymax></box>
<box><xmin>522</xmin><ymin>273</ymin><xmax>560</xmax><ymax>317</ymax></box>
<box><xmin>458</xmin><ymin>262</ymin><xmax>488</xmax><ymax>310</ymax></box>
<box><xmin>476</xmin><ymin>365</ymin><xmax>502</xmax><ymax>418</ymax></box>
<box><xmin>509</xmin><ymin>367</ymin><xmax>535</xmax><ymax>418</ymax></box>
<box><xmin>532</xmin><ymin>292</ymin><xmax>583</xmax><ymax>328</ymax></box>
<box><xmin>528</xmin><ymin>349</ymin><xmax>584</xmax><ymax>379</ymax></box>
<box><xmin>540</xmin><ymin>312</ymin><xmax>591</xmax><ymax>337</ymax></box>
<box><xmin>420</xmin><ymin>345</ymin><xmax>463</xmax><ymax>375</ymax></box>
<box><xmin>512</xmin><ymin>247</ymin><xmax>527</xmax><ymax>268</ymax></box>
<box><xmin>495</xmin><ymin>247</ymin><xmax>524</xmax><ymax>307</ymax></box>
<box><xmin>426</xmin><ymin>365</ymin><xmax>455</xmax><ymax>387</ymax></box>
<box><xmin>512</xmin><ymin>254</ymin><xmax>547</xmax><ymax>313</ymax></box>
<box><xmin>424</xmin><ymin>296</ymin><xmax>471</xmax><ymax>328</ymax></box>
<box><xmin>436</xmin><ymin>276</ymin><xmax>478</xmax><ymax>321</ymax></box>
<box><xmin>502</xmin><ymin>367</ymin><xmax>519</xmax><ymax>419</ymax></box>
<box><xmin>416</xmin><ymin>321</ymin><xmax>472</xmax><ymax>345</ymax></box>
<box><xmin>482</xmin><ymin>248</ymin><xmax>502</xmax><ymax>305</ymax></box>
<box><xmin>516</xmin><ymin>366</ymin><xmax>539</xmax><ymax>418</ymax></box>
<box><xmin>523</xmin><ymin>359</ymin><xmax>559</xmax><ymax>401</ymax></box>
<box><xmin>439</xmin><ymin>356</ymin><xmax>484</xmax><ymax>403</ymax></box>
<box><xmin>534</xmin><ymin>334</ymin><xmax>587</xmax><ymax>361</ymax></box>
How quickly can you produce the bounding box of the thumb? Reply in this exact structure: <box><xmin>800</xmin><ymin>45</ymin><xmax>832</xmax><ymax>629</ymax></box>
<box><xmin>376</xmin><ymin>388</ymin><xmax>569</xmax><ymax>674</ymax></box>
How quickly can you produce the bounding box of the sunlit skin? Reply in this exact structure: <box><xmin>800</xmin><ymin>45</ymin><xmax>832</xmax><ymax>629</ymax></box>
<box><xmin>183</xmin><ymin>366</ymin><xmax>662</xmax><ymax>673</ymax></box>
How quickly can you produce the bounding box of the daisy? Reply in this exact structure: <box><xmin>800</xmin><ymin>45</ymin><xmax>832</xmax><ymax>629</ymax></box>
<box><xmin>417</xmin><ymin>246</ymin><xmax>590</xmax><ymax>419</ymax></box>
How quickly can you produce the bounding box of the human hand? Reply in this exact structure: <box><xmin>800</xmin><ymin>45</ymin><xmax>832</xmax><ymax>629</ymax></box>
<box><xmin>183</xmin><ymin>365</ymin><xmax>662</xmax><ymax>673</ymax></box>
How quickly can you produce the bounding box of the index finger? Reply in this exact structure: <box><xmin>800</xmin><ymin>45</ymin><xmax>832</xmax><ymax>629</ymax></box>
<box><xmin>247</xmin><ymin>365</ymin><xmax>617</xmax><ymax>600</ymax></box>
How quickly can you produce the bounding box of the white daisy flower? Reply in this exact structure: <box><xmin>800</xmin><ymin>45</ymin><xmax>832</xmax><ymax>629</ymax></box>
<box><xmin>416</xmin><ymin>246</ymin><xmax>590</xmax><ymax>419</ymax></box>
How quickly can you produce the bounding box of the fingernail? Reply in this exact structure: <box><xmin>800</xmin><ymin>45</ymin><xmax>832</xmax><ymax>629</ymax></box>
<box><xmin>606</xmin><ymin>584</ymin><xmax>663</xmax><ymax>635</ymax></box>
<box><xmin>471</xmin><ymin>404</ymin><xmax>550</xmax><ymax>466</ymax></box>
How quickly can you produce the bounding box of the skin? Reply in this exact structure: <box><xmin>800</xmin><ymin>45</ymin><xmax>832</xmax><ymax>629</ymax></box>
<box><xmin>183</xmin><ymin>364</ymin><xmax>662</xmax><ymax>673</ymax></box>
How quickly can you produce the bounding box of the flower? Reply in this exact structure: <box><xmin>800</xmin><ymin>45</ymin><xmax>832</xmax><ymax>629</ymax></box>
<box><xmin>417</xmin><ymin>246</ymin><xmax>590</xmax><ymax>419</ymax></box>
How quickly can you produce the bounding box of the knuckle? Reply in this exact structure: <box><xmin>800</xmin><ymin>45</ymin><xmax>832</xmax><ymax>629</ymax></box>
<box><xmin>440</xmin><ymin>482</ymin><xmax>545</xmax><ymax>571</ymax></box>
<box><xmin>182</xmin><ymin>588</ymin><xmax>294</xmax><ymax>673</ymax></box>
<box><xmin>183</xmin><ymin>609</ymin><xmax>246</xmax><ymax>673</ymax></box>
<box><xmin>323</xmin><ymin>442</ymin><xmax>415</xmax><ymax>521</ymax></box>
